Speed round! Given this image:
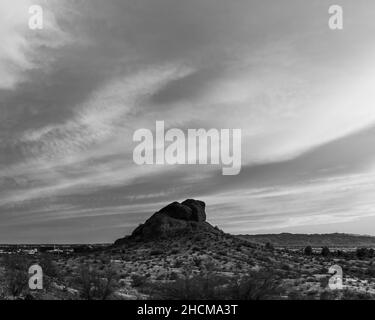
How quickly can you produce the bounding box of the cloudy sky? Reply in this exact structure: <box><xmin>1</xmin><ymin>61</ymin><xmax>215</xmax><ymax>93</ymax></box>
<box><xmin>1</xmin><ymin>0</ymin><xmax>375</xmax><ymax>243</ymax></box>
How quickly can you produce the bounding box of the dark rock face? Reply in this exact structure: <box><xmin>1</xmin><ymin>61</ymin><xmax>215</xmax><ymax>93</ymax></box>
<box><xmin>114</xmin><ymin>199</ymin><xmax>218</xmax><ymax>244</ymax></box>
<box><xmin>181</xmin><ymin>199</ymin><xmax>206</xmax><ymax>222</ymax></box>
<box><xmin>159</xmin><ymin>199</ymin><xmax>206</xmax><ymax>222</ymax></box>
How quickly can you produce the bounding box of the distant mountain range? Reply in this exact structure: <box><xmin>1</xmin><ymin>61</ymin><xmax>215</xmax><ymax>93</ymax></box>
<box><xmin>238</xmin><ymin>233</ymin><xmax>375</xmax><ymax>248</ymax></box>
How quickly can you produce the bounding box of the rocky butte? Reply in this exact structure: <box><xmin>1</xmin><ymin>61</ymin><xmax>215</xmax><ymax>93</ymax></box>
<box><xmin>114</xmin><ymin>199</ymin><xmax>222</xmax><ymax>245</ymax></box>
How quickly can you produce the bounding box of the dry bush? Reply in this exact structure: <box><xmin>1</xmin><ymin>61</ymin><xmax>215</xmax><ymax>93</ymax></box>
<box><xmin>131</xmin><ymin>274</ymin><xmax>148</xmax><ymax>287</ymax></box>
<box><xmin>38</xmin><ymin>254</ymin><xmax>59</xmax><ymax>278</ymax></box>
<box><xmin>153</xmin><ymin>272</ymin><xmax>227</xmax><ymax>300</ymax></box>
<box><xmin>151</xmin><ymin>266</ymin><xmax>282</xmax><ymax>300</ymax></box>
<box><xmin>225</xmin><ymin>270</ymin><xmax>283</xmax><ymax>300</ymax></box>
<box><xmin>75</xmin><ymin>264</ymin><xmax>117</xmax><ymax>300</ymax></box>
<box><xmin>2</xmin><ymin>255</ymin><xmax>30</xmax><ymax>297</ymax></box>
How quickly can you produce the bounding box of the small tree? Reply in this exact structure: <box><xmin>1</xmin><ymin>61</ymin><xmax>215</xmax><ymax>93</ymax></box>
<box><xmin>304</xmin><ymin>246</ymin><xmax>313</xmax><ymax>256</ymax></box>
<box><xmin>356</xmin><ymin>248</ymin><xmax>373</xmax><ymax>259</ymax></box>
<box><xmin>321</xmin><ymin>246</ymin><xmax>330</xmax><ymax>257</ymax></box>
<box><xmin>39</xmin><ymin>254</ymin><xmax>59</xmax><ymax>277</ymax></box>
<box><xmin>76</xmin><ymin>265</ymin><xmax>117</xmax><ymax>300</ymax></box>
<box><xmin>2</xmin><ymin>255</ymin><xmax>30</xmax><ymax>297</ymax></box>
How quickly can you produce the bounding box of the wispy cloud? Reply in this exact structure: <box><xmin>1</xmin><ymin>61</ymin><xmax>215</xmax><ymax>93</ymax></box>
<box><xmin>2</xmin><ymin>0</ymin><xmax>375</xmax><ymax>242</ymax></box>
<box><xmin>0</xmin><ymin>0</ymin><xmax>69</xmax><ymax>89</ymax></box>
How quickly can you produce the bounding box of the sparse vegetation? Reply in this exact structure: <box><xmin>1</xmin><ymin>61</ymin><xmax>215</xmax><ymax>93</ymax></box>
<box><xmin>2</xmin><ymin>255</ymin><xmax>30</xmax><ymax>297</ymax></box>
<box><xmin>304</xmin><ymin>246</ymin><xmax>313</xmax><ymax>256</ymax></box>
<box><xmin>1</xmin><ymin>222</ymin><xmax>375</xmax><ymax>300</ymax></box>
<box><xmin>75</xmin><ymin>264</ymin><xmax>117</xmax><ymax>300</ymax></box>
<box><xmin>321</xmin><ymin>246</ymin><xmax>331</xmax><ymax>257</ymax></box>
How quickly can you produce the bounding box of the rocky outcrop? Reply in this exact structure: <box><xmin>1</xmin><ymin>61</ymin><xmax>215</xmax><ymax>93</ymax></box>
<box><xmin>157</xmin><ymin>199</ymin><xmax>206</xmax><ymax>222</ymax></box>
<box><xmin>114</xmin><ymin>199</ymin><xmax>219</xmax><ymax>244</ymax></box>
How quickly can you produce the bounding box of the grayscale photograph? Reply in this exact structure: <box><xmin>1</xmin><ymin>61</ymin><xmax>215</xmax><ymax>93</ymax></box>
<box><xmin>0</xmin><ymin>0</ymin><xmax>375</xmax><ymax>307</ymax></box>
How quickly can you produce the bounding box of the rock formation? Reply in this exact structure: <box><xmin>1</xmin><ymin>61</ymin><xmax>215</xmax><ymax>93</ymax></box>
<box><xmin>114</xmin><ymin>199</ymin><xmax>220</xmax><ymax>244</ymax></box>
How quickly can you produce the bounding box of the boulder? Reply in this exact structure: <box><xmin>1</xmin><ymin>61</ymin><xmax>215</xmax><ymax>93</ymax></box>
<box><xmin>159</xmin><ymin>201</ymin><xmax>194</xmax><ymax>221</ymax></box>
<box><xmin>181</xmin><ymin>199</ymin><xmax>206</xmax><ymax>222</ymax></box>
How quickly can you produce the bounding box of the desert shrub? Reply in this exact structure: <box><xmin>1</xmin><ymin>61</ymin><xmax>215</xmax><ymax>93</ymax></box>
<box><xmin>39</xmin><ymin>254</ymin><xmax>59</xmax><ymax>278</ymax></box>
<box><xmin>191</xmin><ymin>246</ymin><xmax>200</xmax><ymax>252</ymax></box>
<box><xmin>225</xmin><ymin>270</ymin><xmax>283</xmax><ymax>300</ymax></box>
<box><xmin>356</xmin><ymin>248</ymin><xmax>374</xmax><ymax>259</ymax></box>
<box><xmin>169</xmin><ymin>272</ymin><xmax>179</xmax><ymax>280</ymax></box>
<box><xmin>173</xmin><ymin>260</ymin><xmax>183</xmax><ymax>268</ymax></box>
<box><xmin>155</xmin><ymin>274</ymin><xmax>165</xmax><ymax>280</ymax></box>
<box><xmin>306</xmin><ymin>289</ymin><xmax>318</xmax><ymax>299</ymax></box>
<box><xmin>320</xmin><ymin>290</ymin><xmax>337</xmax><ymax>300</ymax></box>
<box><xmin>153</xmin><ymin>271</ymin><xmax>227</xmax><ymax>300</ymax></box>
<box><xmin>319</xmin><ymin>276</ymin><xmax>329</xmax><ymax>289</ymax></box>
<box><xmin>320</xmin><ymin>267</ymin><xmax>328</xmax><ymax>274</ymax></box>
<box><xmin>366</xmin><ymin>266</ymin><xmax>375</xmax><ymax>277</ymax></box>
<box><xmin>153</xmin><ymin>269</ymin><xmax>282</xmax><ymax>300</ymax></box>
<box><xmin>306</xmin><ymin>276</ymin><xmax>316</xmax><ymax>282</ymax></box>
<box><xmin>281</xmin><ymin>264</ymin><xmax>290</xmax><ymax>271</ymax></box>
<box><xmin>304</xmin><ymin>246</ymin><xmax>313</xmax><ymax>256</ymax></box>
<box><xmin>203</xmin><ymin>260</ymin><xmax>216</xmax><ymax>272</ymax></box>
<box><xmin>218</xmin><ymin>249</ymin><xmax>227</xmax><ymax>256</ymax></box>
<box><xmin>75</xmin><ymin>265</ymin><xmax>117</xmax><ymax>300</ymax></box>
<box><xmin>192</xmin><ymin>256</ymin><xmax>202</xmax><ymax>268</ymax></box>
<box><xmin>342</xmin><ymin>289</ymin><xmax>374</xmax><ymax>300</ymax></box>
<box><xmin>336</xmin><ymin>250</ymin><xmax>343</xmax><ymax>257</ymax></box>
<box><xmin>321</xmin><ymin>246</ymin><xmax>331</xmax><ymax>257</ymax></box>
<box><xmin>265</xmin><ymin>242</ymin><xmax>274</xmax><ymax>251</ymax></box>
<box><xmin>2</xmin><ymin>255</ymin><xmax>30</xmax><ymax>297</ymax></box>
<box><xmin>288</xmin><ymin>290</ymin><xmax>307</xmax><ymax>300</ymax></box>
<box><xmin>150</xmin><ymin>249</ymin><xmax>163</xmax><ymax>256</ymax></box>
<box><xmin>193</xmin><ymin>234</ymin><xmax>203</xmax><ymax>242</ymax></box>
<box><xmin>131</xmin><ymin>274</ymin><xmax>148</xmax><ymax>287</ymax></box>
